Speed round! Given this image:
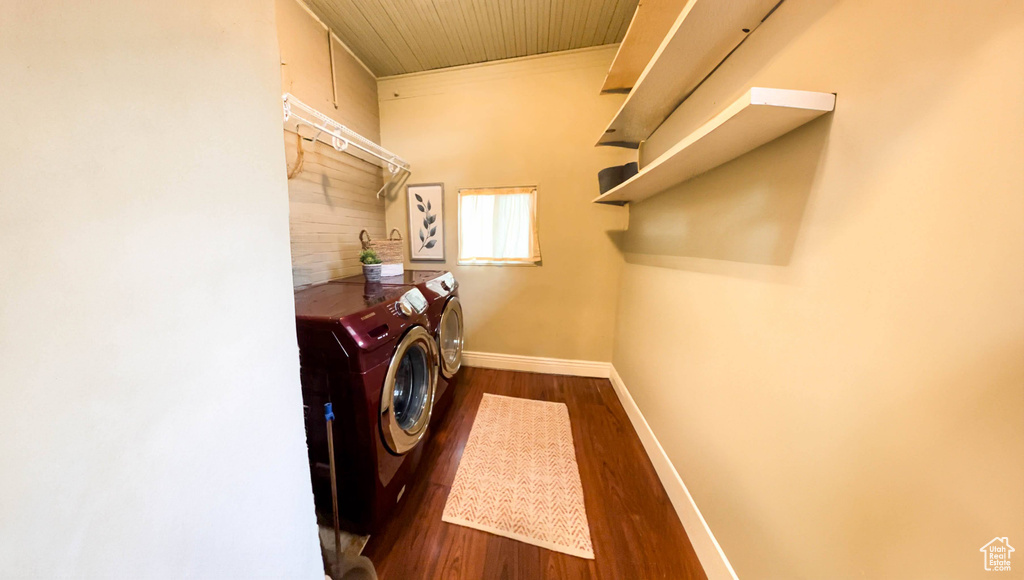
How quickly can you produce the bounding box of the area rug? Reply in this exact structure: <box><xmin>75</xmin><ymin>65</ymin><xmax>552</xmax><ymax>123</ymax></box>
<box><xmin>441</xmin><ymin>394</ymin><xmax>594</xmax><ymax>559</ymax></box>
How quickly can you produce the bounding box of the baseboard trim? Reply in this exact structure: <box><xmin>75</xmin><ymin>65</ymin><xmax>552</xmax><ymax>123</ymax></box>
<box><xmin>608</xmin><ymin>366</ymin><xmax>739</xmax><ymax>580</ymax></box>
<box><xmin>462</xmin><ymin>351</ymin><xmax>611</xmax><ymax>378</ymax></box>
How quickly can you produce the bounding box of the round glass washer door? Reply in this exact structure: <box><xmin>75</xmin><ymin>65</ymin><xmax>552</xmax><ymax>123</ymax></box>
<box><xmin>380</xmin><ymin>326</ymin><xmax>438</xmax><ymax>455</ymax></box>
<box><xmin>438</xmin><ymin>297</ymin><xmax>464</xmax><ymax>378</ymax></box>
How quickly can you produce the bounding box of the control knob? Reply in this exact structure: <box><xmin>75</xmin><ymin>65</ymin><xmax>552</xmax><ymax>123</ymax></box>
<box><xmin>397</xmin><ymin>300</ymin><xmax>413</xmax><ymax>317</ymax></box>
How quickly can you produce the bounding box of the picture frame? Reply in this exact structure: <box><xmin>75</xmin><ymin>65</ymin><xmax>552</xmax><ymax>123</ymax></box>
<box><xmin>407</xmin><ymin>183</ymin><xmax>446</xmax><ymax>261</ymax></box>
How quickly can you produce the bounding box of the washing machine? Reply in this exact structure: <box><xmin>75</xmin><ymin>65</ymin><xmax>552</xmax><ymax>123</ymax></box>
<box><xmin>332</xmin><ymin>270</ymin><xmax>464</xmax><ymax>423</ymax></box>
<box><xmin>294</xmin><ymin>281</ymin><xmax>437</xmax><ymax>534</ymax></box>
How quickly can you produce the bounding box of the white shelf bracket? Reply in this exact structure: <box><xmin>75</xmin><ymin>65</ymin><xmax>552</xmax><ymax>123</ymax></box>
<box><xmin>281</xmin><ymin>93</ymin><xmax>411</xmax><ymax>198</ymax></box>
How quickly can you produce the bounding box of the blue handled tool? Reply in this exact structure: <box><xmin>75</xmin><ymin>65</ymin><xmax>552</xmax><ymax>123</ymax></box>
<box><xmin>324</xmin><ymin>402</ymin><xmax>342</xmax><ymax>563</ymax></box>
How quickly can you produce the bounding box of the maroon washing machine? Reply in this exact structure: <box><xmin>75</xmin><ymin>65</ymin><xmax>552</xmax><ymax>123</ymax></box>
<box><xmin>333</xmin><ymin>271</ymin><xmax>464</xmax><ymax>424</ymax></box>
<box><xmin>294</xmin><ymin>281</ymin><xmax>438</xmax><ymax>534</ymax></box>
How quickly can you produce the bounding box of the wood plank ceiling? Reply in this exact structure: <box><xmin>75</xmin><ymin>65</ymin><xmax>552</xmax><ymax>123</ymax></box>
<box><xmin>304</xmin><ymin>0</ymin><xmax>639</xmax><ymax>77</ymax></box>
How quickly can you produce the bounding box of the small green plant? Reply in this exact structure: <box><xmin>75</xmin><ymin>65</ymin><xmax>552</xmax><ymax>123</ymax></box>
<box><xmin>359</xmin><ymin>249</ymin><xmax>382</xmax><ymax>265</ymax></box>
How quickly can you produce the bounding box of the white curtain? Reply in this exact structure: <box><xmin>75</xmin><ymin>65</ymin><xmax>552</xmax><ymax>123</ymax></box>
<box><xmin>459</xmin><ymin>189</ymin><xmax>539</xmax><ymax>263</ymax></box>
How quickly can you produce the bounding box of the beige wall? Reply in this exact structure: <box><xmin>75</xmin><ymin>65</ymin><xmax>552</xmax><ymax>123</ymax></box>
<box><xmin>379</xmin><ymin>47</ymin><xmax>632</xmax><ymax>361</ymax></box>
<box><xmin>614</xmin><ymin>0</ymin><xmax>1024</xmax><ymax>578</ymax></box>
<box><xmin>277</xmin><ymin>0</ymin><xmax>378</xmax><ymax>140</ymax></box>
<box><xmin>0</xmin><ymin>1</ymin><xmax>321</xmax><ymax>577</ymax></box>
<box><xmin>276</xmin><ymin>0</ymin><xmax>385</xmax><ymax>287</ymax></box>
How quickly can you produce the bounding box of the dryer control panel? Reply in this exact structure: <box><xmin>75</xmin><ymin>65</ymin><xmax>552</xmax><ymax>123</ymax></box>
<box><xmin>396</xmin><ymin>288</ymin><xmax>428</xmax><ymax>316</ymax></box>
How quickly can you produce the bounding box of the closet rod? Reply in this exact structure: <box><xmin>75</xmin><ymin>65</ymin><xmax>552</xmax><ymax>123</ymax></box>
<box><xmin>282</xmin><ymin>93</ymin><xmax>410</xmax><ymax>175</ymax></box>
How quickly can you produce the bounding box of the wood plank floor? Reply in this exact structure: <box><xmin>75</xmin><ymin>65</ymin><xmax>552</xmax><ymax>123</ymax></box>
<box><xmin>363</xmin><ymin>367</ymin><xmax>707</xmax><ymax>580</ymax></box>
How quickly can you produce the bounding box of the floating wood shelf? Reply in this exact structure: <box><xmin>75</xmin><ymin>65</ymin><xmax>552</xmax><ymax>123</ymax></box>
<box><xmin>593</xmin><ymin>88</ymin><xmax>836</xmax><ymax>205</ymax></box>
<box><xmin>601</xmin><ymin>0</ymin><xmax>688</xmax><ymax>94</ymax></box>
<box><xmin>597</xmin><ymin>0</ymin><xmax>782</xmax><ymax>148</ymax></box>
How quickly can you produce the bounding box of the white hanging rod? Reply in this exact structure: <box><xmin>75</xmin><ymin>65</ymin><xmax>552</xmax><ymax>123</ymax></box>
<box><xmin>282</xmin><ymin>93</ymin><xmax>410</xmax><ymax>176</ymax></box>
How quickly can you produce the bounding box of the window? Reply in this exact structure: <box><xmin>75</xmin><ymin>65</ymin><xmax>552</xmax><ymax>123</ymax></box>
<box><xmin>458</xmin><ymin>187</ymin><xmax>541</xmax><ymax>265</ymax></box>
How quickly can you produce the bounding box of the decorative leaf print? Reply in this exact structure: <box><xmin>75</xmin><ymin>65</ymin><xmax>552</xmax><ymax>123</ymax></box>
<box><xmin>413</xmin><ymin>189</ymin><xmax>441</xmax><ymax>254</ymax></box>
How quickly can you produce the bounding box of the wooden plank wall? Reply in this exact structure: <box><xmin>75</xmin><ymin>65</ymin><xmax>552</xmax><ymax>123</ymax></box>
<box><xmin>277</xmin><ymin>0</ymin><xmax>385</xmax><ymax>288</ymax></box>
<box><xmin>285</xmin><ymin>134</ymin><xmax>384</xmax><ymax>287</ymax></box>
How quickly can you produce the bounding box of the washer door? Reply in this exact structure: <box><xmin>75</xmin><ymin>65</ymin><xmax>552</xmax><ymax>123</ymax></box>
<box><xmin>438</xmin><ymin>296</ymin><xmax>464</xmax><ymax>378</ymax></box>
<box><xmin>380</xmin><ymin>326</ymin><xmax>438</xmax><ymax>455</ymax></box>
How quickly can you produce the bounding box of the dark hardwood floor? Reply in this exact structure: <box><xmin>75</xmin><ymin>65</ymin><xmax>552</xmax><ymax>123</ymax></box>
<box><xmin>363</xmin><ymin>367</ymin><xmax>707</xmax><ymax>580</ymax></box>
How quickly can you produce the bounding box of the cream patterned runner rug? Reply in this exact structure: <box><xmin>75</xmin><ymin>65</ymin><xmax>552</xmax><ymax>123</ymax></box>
<box><xmin>441</xmin><ymin>394</ymin><xmax>595</xmax><ymax>559</ymax></box>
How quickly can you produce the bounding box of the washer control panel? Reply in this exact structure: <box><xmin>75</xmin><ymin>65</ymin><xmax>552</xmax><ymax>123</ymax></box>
<box><xmin>426</xmin><ymin>272</ymin><xmax>457</xmax><ymax>296</ymax></box>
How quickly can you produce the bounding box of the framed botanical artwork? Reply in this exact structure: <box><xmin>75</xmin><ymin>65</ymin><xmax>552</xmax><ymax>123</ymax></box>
<box><xmin>407</xmin><ymin>183</ymin><xmax>445</xmax><ymax>261</ymax></box>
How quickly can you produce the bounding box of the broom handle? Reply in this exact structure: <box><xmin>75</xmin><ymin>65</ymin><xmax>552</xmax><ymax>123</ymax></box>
<box><xmin>324</xmin><ymin>403</ymin><xmax>343</xmax><ymax>561</ymax></box>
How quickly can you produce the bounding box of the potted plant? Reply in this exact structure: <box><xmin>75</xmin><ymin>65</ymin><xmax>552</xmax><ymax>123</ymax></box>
<box><xmin>360</xmin><ymin>249</ymin><xmax>383</xmax><ymax>282</ymax></box>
